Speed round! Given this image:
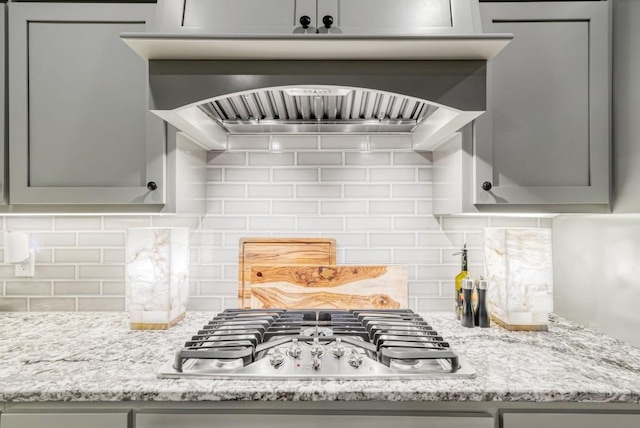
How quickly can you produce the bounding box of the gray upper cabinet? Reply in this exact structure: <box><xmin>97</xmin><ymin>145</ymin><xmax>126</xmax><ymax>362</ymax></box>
<box><xmin>8</xmin><ymin>2</ymin><xmax>165</xmax><ymax>206</ymax></box>
<box><xmin>473</xmin><ymin>1</ymin><xmax>610</xmax><ymax>211</ymax></box>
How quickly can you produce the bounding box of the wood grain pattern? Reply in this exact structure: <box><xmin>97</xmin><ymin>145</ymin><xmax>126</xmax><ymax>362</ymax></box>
<box><xmin>237</xmin><ymin>238</ymin><xmax>336</xmax><ymax>308</ymax></box>
<box><xmin>249</xmin><ymin>264</ymin><xmax>408</xmax><ymax>309</ymax></box>
<box><xmin>251</xmin><ymin>265</ymin><xmax>388</xmax><ymax>288</ymax></box>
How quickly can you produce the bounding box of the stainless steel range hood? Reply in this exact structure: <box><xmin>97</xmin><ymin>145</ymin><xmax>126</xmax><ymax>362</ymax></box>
<box><xmin>121</xmin><ymin>0</ymin><xmax>512</xmax><ymax>151</ymax></box>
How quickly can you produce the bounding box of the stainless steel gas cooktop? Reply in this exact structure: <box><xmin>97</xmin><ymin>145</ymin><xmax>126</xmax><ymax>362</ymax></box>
<box><xmin>158</xmin><ymin>309</ymin><xmax>475</xmax><ymax>380</ymax></box>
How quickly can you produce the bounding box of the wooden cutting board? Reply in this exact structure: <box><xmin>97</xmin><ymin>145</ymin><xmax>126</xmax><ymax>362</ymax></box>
<box><xmin>237</xmin><ymin>238</ymin><xmax>336</xmax><ymax>308</ymax></box>
<box><xmin>249</xmin><ymin>265</ymin><xmax>408</xmax><ymax>309</ymax></box>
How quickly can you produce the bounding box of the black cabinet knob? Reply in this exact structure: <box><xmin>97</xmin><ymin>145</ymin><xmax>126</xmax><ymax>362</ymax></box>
<box><xmin>481</xmin><ymin>181</ymin><xmax>492</xmax><ymax>191</ymax></box>
<box><xmin>299</xmin><ymin>15</ymin><xmax>311</xmax><ymax>29</ymax></box>
<box><xmin>322</xmin><ymin>15</ymin><xmax>334</xmax><ymax>29</ymax></box>
<box><xmin>147</xmin><ymin>181</ymin><xmax>158</xmax><ymax>191</ymax></box>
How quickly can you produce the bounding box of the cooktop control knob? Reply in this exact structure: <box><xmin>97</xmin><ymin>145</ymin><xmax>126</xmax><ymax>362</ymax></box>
<box><xmin>287</xmin><ymin>338</ymin><xmax>302</xmax><ymax>359</ymax></box>
<box><xmin>312</xmin><ymin>356</ymin><xmax>322</xmax><ymax>371</ymax></box>
<box><xmin>269</xmin><ymin>349</ymin><xmax>285</xmax><ymax>368</ymax></box>
<box><xmin>332</xmin><ymin>337</ymin><xmax>346</xmax><ymax>359</ymax></box>
<box><xmin>309</xmin><ymin>338</ymin><xmax>324</xmax><ymax>357</ymax></box>
<box><xmin>347</xmin><ymin>349</ymin><xmax>363</xmax><ymax>369</ymax></box>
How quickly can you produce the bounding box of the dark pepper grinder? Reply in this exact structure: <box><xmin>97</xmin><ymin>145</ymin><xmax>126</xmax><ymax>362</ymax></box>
<box><xmin>475</xmin><ymin>277</ymin><xmax>490</xmax><ymax>328</ymax></box>
<box><xmin>461</xmin><ymin>276</ymin><xmax>475</xmax><ymax>328</ymax></box>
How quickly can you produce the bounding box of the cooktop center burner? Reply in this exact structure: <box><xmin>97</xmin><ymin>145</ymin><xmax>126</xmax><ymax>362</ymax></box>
<box><xmin>158</xmin><ymin>309</ymin><xmax>475</xmax><ymax>380</ymax></box>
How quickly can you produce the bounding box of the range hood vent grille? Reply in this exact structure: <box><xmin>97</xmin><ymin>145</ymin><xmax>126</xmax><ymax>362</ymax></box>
<box><xmin>197</xmin><ymin>88</ymin><xmax>438</xmax><ymax>131</ymax></box>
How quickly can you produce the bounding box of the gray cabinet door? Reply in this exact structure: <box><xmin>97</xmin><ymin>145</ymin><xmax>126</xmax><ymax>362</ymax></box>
<box><xmin>318</xmin><ymin>0</ymin><xmax>454</xmax><ymax>34</ymax></box>
<box><xmin>160</xmin><ymin>0</ymin><xmax>315</xmax><ymax>34</ymax></box>
<box><xmin>475</xmin><ymin>2</ymin><xmax>610</xmax><ymax>208</ymax></box>
<box><xmin>8</xmin><ymin>3</ymin><xmax>165</xmax><ymax>205</ymax></box>
<box><xmin>137</xmin><ymin>413</ymin><xmax>494</xmax><ymax>428</ymax></box>
<box><xmin>503</xmin><ymin>412</ymin><xmax>640</xmax><ymax>428</ymax></box>
<box><xmin>1</xmin><ymin>413</ymin><xmax>128</xmax><ymax>428</ymax></box>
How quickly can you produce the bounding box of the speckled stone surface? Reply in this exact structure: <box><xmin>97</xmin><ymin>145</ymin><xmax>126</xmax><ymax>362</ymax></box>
<box><xmin>1</xmin><ymin>312</ymin><xmax>639</xmax><ymax>403</ymax></box>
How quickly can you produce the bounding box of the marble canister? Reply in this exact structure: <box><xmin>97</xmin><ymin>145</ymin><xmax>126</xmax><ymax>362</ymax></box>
<box><xmin>484</xmin><ymin>228</ymin><xmax>553</xmax><ymax>329</ymax></box>
<box><xmin>126</xmin><ymin>227</ymin><xmax>189</xmax><ymax>330</ymax></box>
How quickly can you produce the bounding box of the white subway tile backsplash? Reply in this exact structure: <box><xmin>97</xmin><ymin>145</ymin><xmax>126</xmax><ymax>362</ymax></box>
<box><xmin>249</xmin><ymin>152</ymin><xmax>295</xmax><ymax>166</ymax></box>
<box><xmin>201</xmin><ymin>216</ymin><xmax>247</xmax><ymax>230</ymax></box>
<box><xmin>370</xmin><ymin>233</ymin><xmax>415</xmax><ymax>247</ymax></box>
<box><xmin>227</xmin><ymin>135</ymin><xmax>270</xmax><ymax>150</ymax></box>
<box><xmin>54</xmin><ymin>281</ymin><xmax>100</xmax><ymax>295</ymax></box>
<box><xmin>78</xmin><ymin>297</ymin><xmax>125</xmax><ymax>311</ymax></box>
<box><xmin>344</xmin><ymin>185</ymin><xmax>389</xmax><ymax>198</ymax></box>
<box><xmin>345</xmin><ymin>216</ymin><xmax>392</xmax><ymax>231</ymax></box>
<box><xmin>36</xmin><ymin>265</ymin><xmax>77</xmax><ymax>280</ymax></box>
<box><xmin>370</xmin><ymin>168</ymin><xmax>415</xmax><ymax>182</ymax></box>
<box><xmin>247</xmin><ymin>184</ymin><xmax>294</xmax><ymax>198</ymax></box>
<box><xmin>103</xmin><ymin>249</ymin><xmax>125</xmax><ymax>263</ymax></box>
<box><xmin>273</xmin><ymin>168</ymin><xmax>319</xmax><ymax>182</ymax></box>
<box><xmin>55</xmin><ymin>249</ymin><xmax>101</xmax><ymax>263</ymax></box>
<box><xmin>78</xmin><ymin>233</ymin><xmax>125</xmax><ymax>247</ymax></box>
<box><xmin>392</xmin><ymin>184</ymin><xmax>432</xmax><ymax>198</ymax></box>
<box><xmin>345</xmin><ymin>152</ymin><xmax>390</xmax><ymax>165</ymax></box>
<box><xmin>6</xmin><ymin>282</ymin><xmax>52</xmax><ymax>296</ymax></box>
<box><xmin>78</xmin><ymin>265</ymin><xmax>123</xmax><ymax>279</ymax></box>
<box><xmin>273</xmin><ymin>201</ymin><xmax>318</xmax><ymax>214</ymax></box>
<box><xmin>297</xmin><ymin>184</ymin><xmax>341</xmax><ymax>198</ymax></box>
<box><xmin>224</xmin><ymin>201</ymin><xmax>270</xmax><ymax>215</ymax></box>
<box><xmin>298</xmin><ymin>216</ymin><xmax>343</xmax><ymax>231</ymax></box>
<box><xmin>103</xmin><ymin>217</ymin><xmax>151</xmax><ymax>230</ymax></box>
<box><xmin>190</xmin><ymin>231</ymin><xmax>223</xmax><ymax>246</ymax></box>
<box><xmin>344</xmin><ymin>249</ymin><xmax>392</xmax><ymax>263</ymax></box>
<box><xmin>320</xmin><ymin>168</ymin><xmax>366</xmax><ymax>182</ymax></box>
<box><xmin>31</xmin><ymin>233</ymin><xmax>76</xmax><ymax>248</ymax></box>
<box><xmin>102</xmin><ymin>281</ymin><xmax>125</xmax><ymax>295</ymax></box>
<box><xmin>321</xmin><ymin>201</ymin><xmax>367</xmax><ymax>214</ymax></box>
<box><xmin>207</xmin><ymin>168</ymin><xmax>223</xmax><ymax>182</ymax></box>
<box><xmin>7</xmin><ymin>217</ymin><xmax>53</xmax><ymax>231</ymax></box>
<box><xmin>225</xmin><ymin>168</ymin><xmax>270</xmax><ymax>182</ymax></box>
<box><xmin>369</xmin><ymin>200</ymin><xmax>414</xmax><ymax>214</ymax></box>
<box><xmin>54</xmin><ymin>217</ymin><xmax>101</xmax><ymax>231</ymax></box>
<box><xmin>272</xmin><ymin>135</ymin><xmax>318</xmax><ymax>150</ymax></box>
<box><xmin>417</xmin><ymin>232</ymin><xmax>465</xmax><ymax>248</ymax></box>
<box><xmin>0</xmin><ymin>298</ymin><xmax>28</xmax><ymax>311</ymax></box>
<box><xmin>394</xmin><ymin>249</ymin><xmax>440</xmax><ymax>263</ymax></box>
<box><xmin>151</xmin><ymin>216</ymin><xmax>200</xmax><ymax>229</ymax></box>
<box><xmin>208</xmin><ymin>151</ymin><xmax>246</xmax><ymax>165</ymax></box>
<box><xmin>249</xmin><ymin>216</ymin><xmax>296</xmax><ymax>230</ymax></box>
<box><xmin>30</xmin><ymin>297</ymin><xmax>76</xmax><ymax>311</ymax></box>
<box><xmin>320</xmin><ymin>135</ymin><xmax>367</xmax><ymax>150</ymax></box>
<box><xmin>297</xmin><ymin>152</ymin><xmax>342</xmax><ymax>165</ymax></box>
<box><xmin>408</xmin><ymin>281</ymin><xmax>440</xmax><ymax>297</ymax></box>
<box><xmin>0</xmin><ymin>141</ymin><xmax>548</xmax><ymax>313</ymax></box>
<box><xmin>369</xmin><ymin>135</ymin><xmax>413</xmax><ymax>150</ymax></box>
<box><xmin>207</xmin><ymin>184</ymin><xmax>246</xmax><ymax>199</ymax></box>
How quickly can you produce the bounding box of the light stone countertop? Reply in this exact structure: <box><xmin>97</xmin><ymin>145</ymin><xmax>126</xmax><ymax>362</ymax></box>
<box><xmin>1</xmin><ymin>311</ymin><xmax>639</xmax><ymax>403</ymax></box>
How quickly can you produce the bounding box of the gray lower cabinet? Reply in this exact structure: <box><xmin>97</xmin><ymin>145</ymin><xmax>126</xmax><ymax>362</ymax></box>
<box><xmin>471</xmin><ymin>1</ymin><xmax>610</xmax><ymax>211</ymax></box>
<box><xmin>136</xmin><ymin>413</ymin><xmax>494</xmax><ymax>428</ymax></box>
<box><xmin>8</xmin><ymin>2</ymin><xmax>165</xmax><ymax>206</ymax></box>
<box><xmin>502</xmin><ymin>412</ymin><xmax>640</xmax><ymax>428</ymax></box>
<box><xmin>0</xmin><ymin>412</ymin><xmax>128</xmax><ymax>428</ymax></box>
